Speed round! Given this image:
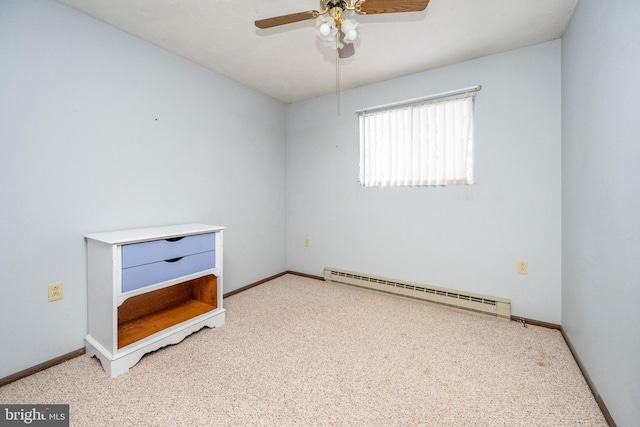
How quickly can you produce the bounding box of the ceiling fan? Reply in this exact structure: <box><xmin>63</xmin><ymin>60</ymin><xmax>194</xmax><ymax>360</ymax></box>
<box><xmin>255</xmin><ymin>0</ymin><xmax>431</xmax><ymax>59</ymax></box>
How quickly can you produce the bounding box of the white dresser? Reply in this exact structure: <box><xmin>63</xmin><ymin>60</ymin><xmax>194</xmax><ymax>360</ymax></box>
<box><xmin>85</xmin><ymin>223</ymin><xmax>225</xmax><ymax>377</ymax></box>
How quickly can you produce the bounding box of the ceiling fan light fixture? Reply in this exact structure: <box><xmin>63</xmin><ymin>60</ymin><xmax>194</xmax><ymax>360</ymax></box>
<box><xmin>315</xmin><ymin>14</ymin><xmax>339</xmax><ymax>46</ymax></box>
<box><xmin>344</xmin><ymin>29</ymin><xmax>357</xmax><ymax>42</ymax></box>
<box><xmin>257</xmin><ymin>0</ymin><xmax>432</xmax><ymax>58</ymax></box>
<box><xmin>341</xmin><ymin>19</ymin><xmax>359</xmax><ymax>43</ymax></box>
<box><xmin>319</xmin><ymin>22</ymin><xmax>332</xmax><ymax>36</ymax></box>
<box><xmin>316</xmin><ymin>11</ymin><xmax>359</xmax><ymax>49</ymax></box>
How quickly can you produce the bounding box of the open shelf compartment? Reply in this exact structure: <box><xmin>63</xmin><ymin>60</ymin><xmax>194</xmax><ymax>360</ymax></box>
<box><xmin>117</xmin><ymin>274</ymin><xmax>217</xmax><ymax>349</ymax></box>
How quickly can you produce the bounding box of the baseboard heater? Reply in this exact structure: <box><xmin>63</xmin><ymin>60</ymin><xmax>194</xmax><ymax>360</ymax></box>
<box><xmin>324</xmin><ymin>267</ymin><xmax>511</xmax><ymax>319</ymax></box>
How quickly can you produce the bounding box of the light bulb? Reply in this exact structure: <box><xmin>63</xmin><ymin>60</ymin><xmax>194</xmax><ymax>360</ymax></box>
<box><xmin>345</xmin><ymin>29</ymin><xmax>357</xmax><ymax>42</ymax></box>
<box><xmin>320</xmin><ymin>23</ymin><xmax>331</xmax><ymax>36</ymax></box>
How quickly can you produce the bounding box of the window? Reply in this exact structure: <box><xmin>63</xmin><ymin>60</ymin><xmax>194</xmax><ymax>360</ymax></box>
<box><xmin>358</xmin><ymin>90</ymin><xmax>477</xmax><ymax>187</ymax></box>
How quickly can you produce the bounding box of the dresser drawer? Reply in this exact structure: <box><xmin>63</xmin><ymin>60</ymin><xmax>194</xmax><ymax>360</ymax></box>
<box><xmin>122</xmin><ymin>233</ymin><xmax>215</xmax><ymax>268</ymax></box>
<box><xmin>122</xmin><ymin>251</ymin><xmax>215</xmax><ymax>293</ymax></box>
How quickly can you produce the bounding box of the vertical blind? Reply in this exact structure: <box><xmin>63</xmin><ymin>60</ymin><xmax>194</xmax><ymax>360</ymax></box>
<box><xmin>358</xmin><ymin>93</ymin><xmax>476</xmax><ymax>187</ymax></box>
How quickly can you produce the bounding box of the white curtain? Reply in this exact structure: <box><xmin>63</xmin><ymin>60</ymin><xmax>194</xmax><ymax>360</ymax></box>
<box><xmin>359</xmin><ymin>95</ymin><xmax>475</xmax><ymax>187</ymax></box>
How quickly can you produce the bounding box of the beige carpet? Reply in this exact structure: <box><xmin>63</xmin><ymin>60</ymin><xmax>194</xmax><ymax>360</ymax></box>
<box><xmin>1</xmin><ymin>274</ymin><xmax>607</xmax><ymax>426</ymax></box>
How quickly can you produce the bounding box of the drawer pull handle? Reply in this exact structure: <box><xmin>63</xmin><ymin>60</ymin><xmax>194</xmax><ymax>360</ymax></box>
<box><xmin>165</xmin><ymin>237</ymin><xmax>184</xmax><ymax>242</ymax></box>
<box><xmin>164</xmin><ymin>257</ymin><xmax>184</xmax><ymax>263</ymax></box>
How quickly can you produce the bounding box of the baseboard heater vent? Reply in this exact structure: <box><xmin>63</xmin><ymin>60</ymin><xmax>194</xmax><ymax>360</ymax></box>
<box><xmin>324</xmin><ymin>267</ymin><xmax>511</xmax><ymax>319</ymax></box>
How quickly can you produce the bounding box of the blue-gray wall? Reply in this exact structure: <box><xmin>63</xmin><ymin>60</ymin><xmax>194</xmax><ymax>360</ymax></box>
<box><xmin>562</xmin><ymin>1</ymin><xmax>640</xmax><ymax>425</ymax></box>
<box><xmin>0</xmin><ymin>0</ymin><xmax>287</xmax><ymax>378</ymax></box>
<box><xmin>286</xmin><ymin>41</ymin><xmax>562</xmax><ymax>324</ymax></box>
<box><xmin>2</xmin><ymin>1</ymin><xmax>638</xmax><ymax>424</ymax></box>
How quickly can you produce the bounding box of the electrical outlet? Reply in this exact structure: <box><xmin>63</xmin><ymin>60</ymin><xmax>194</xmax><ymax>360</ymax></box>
<box><xmin>48</xmin><ymin>282</ymin><xmax>63</xmax><ymax>302</ymax></box>
<box><xmin>517</xmin><ymin>261</ymin><xmax>528</xmax><ymax>275</ymax></box>
<box><xmin>304</xmin><ymin>238</ymin><xmax>310</xmax><ymax>247</ymax></box>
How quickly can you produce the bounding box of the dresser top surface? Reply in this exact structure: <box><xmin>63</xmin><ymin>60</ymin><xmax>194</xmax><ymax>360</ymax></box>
<box><xmin>85</xmin><ymin>223</ymin><xmax>224</xmax><ymax>245</ymax></box>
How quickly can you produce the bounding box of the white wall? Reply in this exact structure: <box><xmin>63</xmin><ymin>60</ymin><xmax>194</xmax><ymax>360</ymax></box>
<box><xmin>286</xmin><ymin>41</ymin><xmax>562</xmax><ymax>323</ymax></box>
<box><xmin>562</xmin><ymin>1</ymin><xmax>640</xmax><ymax>425</ymax></box>
<box><xmin>0</xmin><ymin>0</ymin><xmax>286</xmax><ymax>379</ymax></box>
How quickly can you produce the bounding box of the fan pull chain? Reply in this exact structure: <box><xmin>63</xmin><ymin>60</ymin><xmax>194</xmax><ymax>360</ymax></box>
<box><xmin>336</xmin><ymin>32</ymin><xmax>341</xmax><ymax>115</ymax></box>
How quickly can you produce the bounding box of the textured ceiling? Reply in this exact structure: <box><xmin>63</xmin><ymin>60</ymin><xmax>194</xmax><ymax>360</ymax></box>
<box><xmin>56</xmin><ymin>0</ymin><xmax>578</xmax><ymax>103</ymax></box>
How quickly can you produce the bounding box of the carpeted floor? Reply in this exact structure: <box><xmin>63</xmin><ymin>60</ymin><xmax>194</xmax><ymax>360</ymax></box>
<box><xmin>0</xmin><ymin>274</ymin><xmax>607</xmax><ymax>426</ymax></box>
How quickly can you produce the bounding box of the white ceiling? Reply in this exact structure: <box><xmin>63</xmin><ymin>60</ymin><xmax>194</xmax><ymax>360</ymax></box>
<box><xmin>56</xmin><ymin>0</ymin><xmax>578</xmax><ymax>103</ymax></box>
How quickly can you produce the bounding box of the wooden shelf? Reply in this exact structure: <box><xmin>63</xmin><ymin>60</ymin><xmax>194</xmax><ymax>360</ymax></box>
<box><xmin>118</xmin><ymin>275</ymin><xmax>217</xmax><ymax>349</ymax></box>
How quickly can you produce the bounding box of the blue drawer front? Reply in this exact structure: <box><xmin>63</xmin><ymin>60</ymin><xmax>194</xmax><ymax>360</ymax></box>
<box><xmin>122</xmin><ymin>233</ymin><xmax>215</xmax><ymax>268</ymax></box>
<box><xmin>122</xmin><ymin>250</ymin><xmax>215</xmax><ymax>292</ymax></box>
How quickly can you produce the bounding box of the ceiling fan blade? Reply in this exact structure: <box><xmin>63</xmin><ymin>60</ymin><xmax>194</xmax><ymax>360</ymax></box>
<box><xmin>357</xmin><ymin>0</ymin><xmax>430</xmax><ymax>15</ymax></box>
<box><xmin>255</xmin><ymin>11</ymin><xmax>318</xmax><ymax>29</ymax></box>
